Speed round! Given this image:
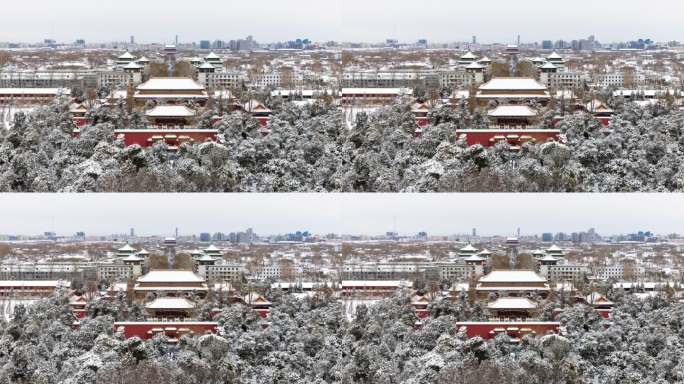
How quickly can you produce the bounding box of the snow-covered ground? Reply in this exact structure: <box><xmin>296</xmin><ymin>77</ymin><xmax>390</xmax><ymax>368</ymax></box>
<box><xmin>0</xmin><ymin>106</ymin><xmax>36</xmax><ymax>130</ymax></box>
<box><xmin>341</xmin><ymin>298</ymin><xmax>380</xmax><ymax>321</ymax></box>
<box><xmin>0</xmin><ymin>299</ymin><xmax>38</xmax><ymax>321</ymax></box>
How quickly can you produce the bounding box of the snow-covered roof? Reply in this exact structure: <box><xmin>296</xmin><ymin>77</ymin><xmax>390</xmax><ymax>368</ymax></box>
<box><xmin>0</xmin><ymin>280</ymin><xmax>70</xmax><ymax>288</ymax></box>
<box><xmin>479</xmin><ymin>270</ymin><xmax>546</xmax><ymax>283</ymax></box>
<box><xmin>546</xmin><ymin>245</ymin><xmax>563</xmax><ymax>252</ymax></box>
<box><xmin>480</xmin><ymin>78</ymin><xmax>547</xmax><ymax>91</ymax></box>
<box><xmin>341</xmin><ymin>88</ymin><xmax>412</xmax><ymax>96</ymax></box>
<box><xmin>243</xmin><ymin>100</ymin><xmax>271</xmax><ymax>113</ymax></box>
<box><xmin>487</xmin><ymin>297</ymin><xmax>538</xmax><ymax>310</ymax></box>
<box><xmin>196</xmin><ymin>254</ymin><xmax>215</xmax><ymax>262</ymax></box>
<box><xmin>136</xmin><ymin>56</ymin><xmax>150</xmax><ymax>63</ymax></box>
<box><xmin>145</xmin><ymin>105</ymin><xmax>196</xmax><ymax>118</ymax></box>
<box><xmin>199</xmin><ymin>62</ymin><xmax>216</xmax><ymax>70</ymax></box>
<box><xmin>205</xmin><ymin>52</ymin><xmax>221</xmax><ymax>60</ymax></box>
<box><xmin>460</xmin><ymin>244</ymin><xmax>478</xmax><ymax>252</ymax></box>
<box><xmin>547</xmin><ymin>52</ymin><xmax>563</xmax><ymax>60</ymax></box>
<box><xmin>122</xmin><ymin>255</ymin><xmax>144</xmax><ymax>262</ymax></box>
<box><xmin>0</xmin><ymin>88</ymin><xmax>70</xmax><ymax>96</ymax></box>
<box><xmin>137</xmin><ymin>78</ymin><xmax>205</xmax><ymax>91</ymax></box>
<box><xmin>465</xmin><ymin>255</ymin><xmax>485</xmax><ymax>262</ymax></box>
<box><xmin>586</xmin><ymin>292</ymin><xmax>614</xmax><ymax>305</ymax></box>
<box><xmin>478</xmin><ymin>56</ymin><xmax>492</xmax><ymax>62</ymax></box>
<box><xmin>479</xmin><ymin>249</ymin><xmax>492</xmax><ymax>255</ymax></box>
<box><xmin>460</xmin><ymin>51</ymin><xmax>478</xmax><ymax>60</ymax></box>
<box><xmin>244</xmin><ymin>293</ymin><xmax>271</xmax><ymax>305</ymax></box>
<box><xmin>118</xmin><ymin>52</ymin><xmax>135</xmax><ymax>60</ymax></box>
<box><xmin>137</xmin><ymin>270</ymin><xmax>204</xmax><ymax>283</ymax></box>
<box><xmin>540</xmin><ymin>62</ymin><xmax>558</xmax><ymax>70</ymax></box>
<box><xmin>123</xmin><ymin>62</ymin><xmax>143</xmax><ymax>70</ymax></box>
<box><xmin>145</xmin><ymin>297</ymin><xmax>195</xmax><ymax>310</ymax></box>
<box><xmin>118</xmin><ymin>244</ymin><xmax>136</xmax><ymax>252</ymax></box>
<box><xmin>488</xmin><ymin>105</ymin><xmax>538</xmax><ymax>118</ymax></box>
<box><xmin>341</xmin><ymin>280</ymin><xmax>413</xmax><ymax>288</ymax></box>
<box><xmin>204</xmin><ymin>244</ymin><xmax>220</xmax><ymax>252</ymax></box>
<box><xmin>465</xmin><ymin>62</ymin><xmax>486</xmax><ymax>70</ymax></box>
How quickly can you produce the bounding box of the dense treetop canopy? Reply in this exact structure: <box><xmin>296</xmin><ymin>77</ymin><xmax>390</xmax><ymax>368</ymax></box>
<box><xmin>0</xmin><ymin>287</ymin><xmax>682</xmax><ymax>383</ymax></box>
<box><xmin>1</xmin><ymin>98</ymin><xmax>682</xmax><ymax>192</ymax></box>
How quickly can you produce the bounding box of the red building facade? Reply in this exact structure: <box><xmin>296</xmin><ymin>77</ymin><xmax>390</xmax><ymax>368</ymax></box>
<box><xmin>114</xmin><ymin>321</ymin><xmax>218</xmax><ymax>341</ymax></box>
<box><xmin>114</xmin><ymin>129</ymin><xmax>218</xmax><ymax>148</ymax></box>
<box><xmin>456</xmin><ymin>129</ymin><xmax>561</xmax><ymax>148</ymax></box>
<box><xmin>456</xmin><ymin>321</ymin><xmax>564</xmax><ymax>341</ymax></box>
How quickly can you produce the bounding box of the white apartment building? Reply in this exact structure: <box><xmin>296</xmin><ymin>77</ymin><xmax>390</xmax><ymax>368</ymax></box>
<box><xmin>250</xmin><ymin>263</ymin><xmax>282</xmax><ymax>281</ymax></box>
<box><xmin>594</xmin><ymin>73</ymin><xmax>625</xmax><ymax>88</ymax></box>
<box><xmin>0</xmin><ymin>70</ymin><xmax>95</xmax><ymax>88</ymax></box>
<box><xmin>592</xmin><ymin>265</ymin><xmax>625</xmax><ymax>281</ymax></box>
<box><xmin>250</xmin><ymin>71</ymin><xmax>282</xmax><ymax>88</ymax></box>
<box><xmin>343</xmin><ymin>70</ymin><xmax>441</xmax><ymax>89</ymax></box>
<box><xmin>439</xmin><ymin>262</ymin><xmax>483</xmax><ymax>282</ymax></box>
<box><xmin>547</xmin><ymin>72</ymin><xmax>586</xmax><ymax>89</ymax></box>
<box><xmin>539</xmin><ymin>263</ymin><xmax>590</xmax><ymax>282</ymax></box>
<box><xmin>96</xmin><ymin>263</ymin><xmax>134</xmax><ymax>282</ymax></box>
<box><xmin>97</xmin><ymin>70</ymin><xmax>142</xmax><ymax>89</ymax></box>
<box><xmin>200</xmin><ymin>262</ymin><xmax>245</xmax><ymax>282</ymax></box>
<box><xmin>199</xmin><ymin>71</ymin><xmax>245</xmax><ymax>89</ymax></box>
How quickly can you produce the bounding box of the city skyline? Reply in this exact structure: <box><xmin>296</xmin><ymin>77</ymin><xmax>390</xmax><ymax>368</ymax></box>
<box><xmin>0</xmin><ymin>193</ymin><xmax>681</xmax><ymax>237</ymax></box>
<box><xmin>2</xmin><ymin>0</ymin><xmax>681</xmax><ymax>44</ymax></box>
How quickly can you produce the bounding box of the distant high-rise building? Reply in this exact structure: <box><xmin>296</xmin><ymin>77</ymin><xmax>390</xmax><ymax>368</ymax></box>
<box><xmin>542</xmin><ymin>233</ymin><xmax>553</xmax><ymax>242</ymax></box>
<box><xmin>542</xmin><ymin>40</ymin><xmax>553</xmax><ymax>50</ymax></box>
<box><xmin>517</xmin><ymin>35</ymin><xmax>521</xmax><ymax>46</ymax></box>
<box><xmin>130</xmin><ymin>228</ymin><xmax>135</xmax><ymax>237</ymax></box>
<box><xmin>200</xmin><ymin>232</ymin><xmax>211</xmax><ymax>242</ymax></box>
<box><xmin>472</xmin><ymin>36</ymin><xmax>477</xmax><ymax>45</ymax></box>
<box><xmin>175</xmin><ymin>227</ymin><xmax>179</xmax><ymax>239</ymax></box>
<box><xmin>130</xmin><ymin>35</ymin><xmax>135</xmax><ymax>45</ymax></box>
<box><xmin>517</xmin><ymin>228</ymin><xmax>521</xmax><ymax>238</ymax></box>
<box><xmin>472</xmin><ymin>228</ymin><xmax>477</xmax><ymax>237</ymax></box>
<box><xmin>175</xmin><ymin>35</ymin><xmax>179</xmax><ymax>46</ymax></box>
<box><xmin>200</xmin><ymin>40</ymin><xmax>211</xmax><ymax>50</ymax></box>
<box><xmin>164</xmin><ymin>237</ymin><xmax>177</xmax><ymax>268</ymax></box>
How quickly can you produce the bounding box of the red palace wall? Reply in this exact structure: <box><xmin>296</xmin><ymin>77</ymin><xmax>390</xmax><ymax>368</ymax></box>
<box><xmin>455</xmin><ymin>129</ymin><xmax>561</xmax><ymax>148</ymax></box>
<box><xmin>455</xmin><ymin>321</ymin><xmax>562</xmax><ymax>340</ymax></box>
<box><xmin>114</xmin><ymin>129</ymin><xmax>219</xmax><ymax>148</ymax></box>
<box><xmin>114</xmin><ymin>321</ymin><xmax>218</xmax><ymax>340</ymax></box>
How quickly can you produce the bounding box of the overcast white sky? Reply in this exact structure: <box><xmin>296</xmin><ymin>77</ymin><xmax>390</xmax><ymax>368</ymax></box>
<box><xmin>0</xmin><ymin>194</ymin><xmax>681</xmax><ymax>237</ymax></box>
<box><xmin>2</xmin><ymin>0</ymin><xmax>679</xmax><ymax>44</ymax></box>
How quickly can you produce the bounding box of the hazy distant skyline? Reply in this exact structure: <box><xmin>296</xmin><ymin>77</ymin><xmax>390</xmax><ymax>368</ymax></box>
<box><xmin>2</xmin><ymin>0</ymin><xmax>680</xmax><ymax>44</ymax></box>
<box><xmin>0</xmin><ymin>194</ymin><xmax>682</xmax><ymax>237</ymax></box>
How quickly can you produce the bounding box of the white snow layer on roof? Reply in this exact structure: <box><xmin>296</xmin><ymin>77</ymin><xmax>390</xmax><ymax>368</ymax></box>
<box><xmin>487</xmin><ymin>297</ymin><xmax>538</xmax><ymax>309</ymax></box>
<box><xmin>480</xmin><ymin>270</ymin><xmax>547</xmax><ymax>283</ymax></box>
<box><xmin>480</xmin><ymin>78</ymin><xmax>547</xmax><ymax>91</ymax></box>
<box><xmin>145</xmin><ymin>105</ymin><xmax>196</xmax><ymax>117</ymax></box>
<box><xmin>137</xmin><ymin>78</ymin><xmax>205</xmax><ymax>91</ymax></box>
<box><xmin>137</xmin><ymin>270</ymin><xmax>204</xmax><ymax>283</ymax></box>
<box><xmin>145</xmin><ymin>297</ymin><xmax>195</xmax><ymax>309</ymax></box>
<box><xmin>488</xmin><ymin>105</ymin><xmax>538</xmax><ymax>117</ymax></box>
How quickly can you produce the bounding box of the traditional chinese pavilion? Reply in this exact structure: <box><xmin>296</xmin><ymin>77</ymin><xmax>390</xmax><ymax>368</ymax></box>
<box><xmin>134</xmin><ymin>78</ymin><xmax>208</xmax><ymax>105</ymax></box>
